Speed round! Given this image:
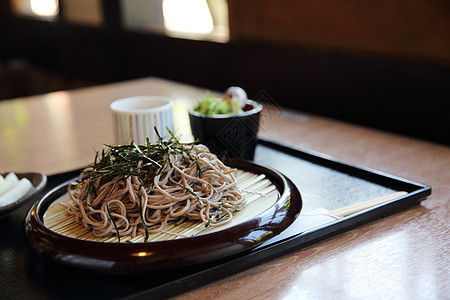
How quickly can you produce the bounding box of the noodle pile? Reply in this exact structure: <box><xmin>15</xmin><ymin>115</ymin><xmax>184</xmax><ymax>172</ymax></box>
<box><xmin>63</xmin><ymin>140</ymin><xmax>245</xmax><ymax>241</ymax></box>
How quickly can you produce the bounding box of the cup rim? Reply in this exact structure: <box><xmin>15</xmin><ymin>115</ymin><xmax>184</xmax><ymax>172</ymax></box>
<box><xmin>189</xmin><ymin>99</ymin><xmax>263</xmax><ymax>119</ymax></box>
<box><xmin>110</xmin><ymin>96</ymin><xmax>173</xmax><ymax>114</ymax></box>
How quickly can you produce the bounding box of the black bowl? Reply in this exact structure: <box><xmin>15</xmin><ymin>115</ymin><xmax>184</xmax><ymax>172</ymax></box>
<box><xmin>189</xmin><ymin>100</ymin><xmax>263</xmax><ymax>160</ymax></box>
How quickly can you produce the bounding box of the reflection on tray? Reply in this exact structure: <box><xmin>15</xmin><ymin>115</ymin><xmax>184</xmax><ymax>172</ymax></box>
<box><xmin>255</xmin><ymin>143</ymin><xmax>400</xmax><ymax>212</ymax></box>
<box><xmin>260</xmin><ymin>191</ymin><xmax>408</xmax><ymax>248</ymax></box>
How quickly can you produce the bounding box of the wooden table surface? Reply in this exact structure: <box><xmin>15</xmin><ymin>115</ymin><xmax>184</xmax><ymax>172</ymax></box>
<box><xmin>0</xmin><ymin>77</ymin><xmax>449</xmax><ymax>299</ymax></box>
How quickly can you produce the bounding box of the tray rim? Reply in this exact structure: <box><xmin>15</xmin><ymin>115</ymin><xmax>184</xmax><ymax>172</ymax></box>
<box><xmin>122</xmin><ymin>139</ymin><xmax>432</xmax><ymax>299</ymax></box>
<box><xmin>257</xmin><ymin>138</ymin><xmax>432</xmax><ymax>193</ymax></box>
<box><xmin>13</xmin><ymin>139</ymin><xmax>432</xmax><ymax>299</ymax></box>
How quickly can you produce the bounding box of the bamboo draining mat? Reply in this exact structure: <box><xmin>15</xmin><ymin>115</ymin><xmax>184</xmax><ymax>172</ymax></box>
<box><xmin>43</xmin><ymin>170</ymin><xmax>279</xmax><ymax>243</ymax></box>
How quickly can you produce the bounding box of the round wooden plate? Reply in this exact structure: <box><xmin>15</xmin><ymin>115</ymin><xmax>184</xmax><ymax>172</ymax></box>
<box><xmin>24</xmin><ymin>159</ymin><xmax>302</xmax><ymax>273</ymax></box>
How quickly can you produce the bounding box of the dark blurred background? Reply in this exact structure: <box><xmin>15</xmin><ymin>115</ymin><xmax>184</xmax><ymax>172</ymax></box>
<box><xmin>0</xmin><ymin>0</ymin><xmax>449</xmax><ymax>145</ymax></box>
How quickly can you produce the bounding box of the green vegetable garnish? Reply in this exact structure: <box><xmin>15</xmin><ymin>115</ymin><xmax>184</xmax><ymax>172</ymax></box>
<box><xmin>193</xmin><ymin>91</ymin><xmax>243</xmax><ymax>115</ymax></box>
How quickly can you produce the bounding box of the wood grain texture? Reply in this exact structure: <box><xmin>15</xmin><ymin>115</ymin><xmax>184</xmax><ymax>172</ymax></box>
<box><xmin>0</xmin><ymin>77</ymin><xmax>448</xmax><ymax>299</ymax></box>
<box><xmin>229</xmin><ymin>0</ymin><xmax>450</xmax><ymax>62</ymax></box>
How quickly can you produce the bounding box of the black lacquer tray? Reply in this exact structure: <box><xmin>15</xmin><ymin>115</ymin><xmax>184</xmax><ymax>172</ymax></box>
<box><xmin>0</xmin><ymin>139</ymin><xmax>431</xmax><ymax>300</ymax></box>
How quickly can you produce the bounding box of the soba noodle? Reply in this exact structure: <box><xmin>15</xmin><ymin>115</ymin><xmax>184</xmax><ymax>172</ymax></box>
<box><xmin>62</xmin><ymin>143</ymin><xmax>245</xmax><ymax>241</ymax></box>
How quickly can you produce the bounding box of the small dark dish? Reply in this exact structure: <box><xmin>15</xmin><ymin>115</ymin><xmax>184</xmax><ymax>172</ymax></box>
<box><xmin>189</xmin><ymin>100</ymin><xmax>263</xmax><ymax>160</ymax></box>
<box><xmin>24</xmin><ymin>159</ymin><xmax>301</xmax><ymax>273</ymax></box>
<box><xmin>0</xmin><ymin>172</ymin><xmax>47</xmax><ymax>218</ymax></box>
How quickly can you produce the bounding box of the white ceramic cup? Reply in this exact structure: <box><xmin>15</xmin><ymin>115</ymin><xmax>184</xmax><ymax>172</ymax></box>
<box><xmin>110</xmin><ymin>95</ymin><xmax>174</xmax><ymax>145</ymax></box>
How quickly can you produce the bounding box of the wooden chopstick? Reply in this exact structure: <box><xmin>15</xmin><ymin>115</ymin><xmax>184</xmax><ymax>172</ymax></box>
<box><xmin>330</xmin><ymin>191</ymin><xmax>408</xmax><ymax>218</ymax></box>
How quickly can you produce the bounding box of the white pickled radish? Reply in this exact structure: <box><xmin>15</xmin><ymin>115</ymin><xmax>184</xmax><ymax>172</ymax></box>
<box><xmin>0</xmin><ymin>177</ymin><xmax>33</xmax><ymax>207</ymax></box>
<box><xmin>0</xmin><ymin>173</ymin><xmax>19</xmax><ymax>197</ymax></box>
